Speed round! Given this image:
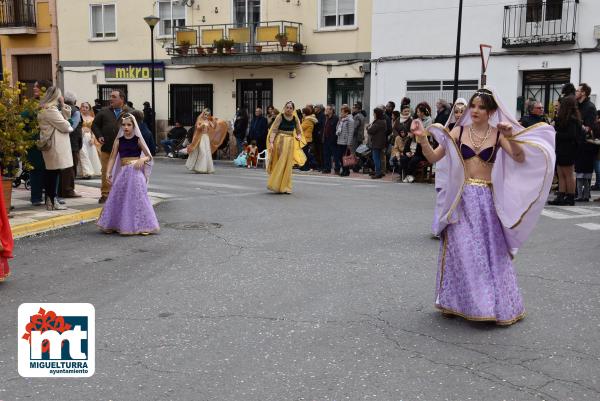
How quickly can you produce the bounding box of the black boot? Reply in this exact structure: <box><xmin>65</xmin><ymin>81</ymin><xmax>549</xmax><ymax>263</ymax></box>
<box><xmin>548</xmin><ymin>192</ymin><xmax>565</xmax><ymax>205</ymax></box>
<box><xmin>564</xmin><ymin>193</ymin><xmax>575</xmax><ymax>206</ymax></box>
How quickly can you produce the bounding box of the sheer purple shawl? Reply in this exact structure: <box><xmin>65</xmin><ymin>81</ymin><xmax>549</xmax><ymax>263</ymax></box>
<box><xmin>427</xmin><ymin>88</ymin><xmax>555</xmax><ymax>256</ymax></box>
<box><xmin>110</xmin><ymin>115</ymin><xmax>154</xmax><ymax>182</ymax></box>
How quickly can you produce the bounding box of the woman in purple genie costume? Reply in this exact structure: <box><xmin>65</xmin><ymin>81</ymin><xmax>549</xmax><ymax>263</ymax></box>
<box><xmin>97</xmin><ymin>113</ymin><xmax>159</xmax><ymax>235</ymax></box>
<box><xmin>411</xmin><ymin>88</ymin><xmax>555</xmax><ymax>325</ymax></box>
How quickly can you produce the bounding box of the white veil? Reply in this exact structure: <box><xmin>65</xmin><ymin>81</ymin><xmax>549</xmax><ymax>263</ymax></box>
<box><xmin>110</xmin><ymin>113</ymin><xmax>154</xmax><ymax>182</ymax></box>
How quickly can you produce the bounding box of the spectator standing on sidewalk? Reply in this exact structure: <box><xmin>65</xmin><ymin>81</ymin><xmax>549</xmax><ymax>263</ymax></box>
<box><xmin>92</xmin><ymin>89</ymin><xmax>130</xmax><ymax>204</ymax></box>
<box><xmin>234</xmin><ymin>108</ymin><xmax>249</xmax><ymax>154</ymax></box>
<box><xmin>142</xmin><ymin>101</ymin><xmax>155</xmax><ymax>134</ymax></box>
<box><xmin>25</xmin><ymin>79</ymin><xmax>52</xmax><ymax>206</ymax></box>
<box><xmin>335</xmin><ymin>104</ymin><xmax>354</xmax><ymax>177</ymax></box>
<box><xmin>367</xmin><ymin>107</ymin><xmax>387</xmax><ymax>179</ymax></box>
<box><xmin>92</xmin><ymin>98</ymin><xmax>102</xmax><ymax>116</ymax></box>
<box><xmin>313</xmin><ymin>104</ymin><xmax>326</xmax><ymax>170</ymax></box>
<box><xmin>352</xmin><ymin>102</ymin><xmax>367</xmax><ymax>151</ymax></box>
<box><xmin>248</xmin><ymin>107</ymin><xmax>268</xmax><ymax>152</ymax></box>
<box><xmin>574</xmin><ymin>83</ymin><xmax>597</xmax><ymax>202</ymax></box>
<box><xmin>434</xmin><ymin>99</ymin><xmax>451</xmax><ymax>126</ymax></box>
<box><xmin>299</xmin><ymin>105</ymin><xmax>318</xmax><ymax>171</ymax></box>
<box><xmin>321</xmin><ymin>105</ymin><xmax>339</xmax><ymax>174</ymax></box>
<box><xmin>38</xmin><ymin>86</ymin><xmax>73</xmax><ymax>210</ymax></box>
<box><xmin>59</xmin><ymin>91</ymin><xmax>83</xmax><ymax>198</ymax></box>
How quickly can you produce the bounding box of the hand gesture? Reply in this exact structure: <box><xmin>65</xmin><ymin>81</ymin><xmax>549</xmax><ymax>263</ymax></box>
<box><xmin>107</xmin><ymin>174</ymin><xmax>112</xmax><ymax>185</ymax></box>
<box><xmin>410</xmin><ymin>119</ymin><xmax>426</xmax><ymax>138</ymax></box>
<box><xmin>186</xmin><ymin>145</ymin><xmax>191</xmax><ymax>154</ymax></box>
<box><xmin>133</xmin><ymin>159</ymin><xmax>145</xmax><ymax>170</ymax></box>
<box><xmin>497</xmin><ymin>122</ymin><xmax>513</xmax><ymax>138</ymax></box>
<box><xmin>99</xmin><ymin>136</ymin><xmax>105</xmax><ymax>144</ymax></box>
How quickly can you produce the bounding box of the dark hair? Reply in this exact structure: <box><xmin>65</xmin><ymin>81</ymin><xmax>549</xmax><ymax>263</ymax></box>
<box><xmin>557</xmin><ymin>96</ymin><xmax>581</xmax><ymax>129</ymax></box>
<box><xmin>415</xmin><ymin>101</ymin><xmax>432</xmax><ymax>116</ymax></box>
<box><xmin>373</xmin><ymin>108</ymin><xmax>385</xmax><ymax>119</ymax></box>
<box><xmin>130</xmin><ymin>109</ymin><xmax>144</xmax><ymax>123</ymax></box>
<box><xmin>112</xmin><ymin>89</ymin><xmax>126</xmax><ymax>100</ymax></box>
<box><xmin>561</xmin><ymin>83</ymin><xmax>576</xmax><ymax>97</ymax></box>
<box><xmin>468</xmin><ymin>89</ymin><xmax>498</xmax><ymax>113</ymax></box>
<box><xmin>401</xmin><ymin>97</ymin><xmax>411</xmax><ymax>106</ymax></box>
<box><xmin>387</xmin><ymin>101</ymin><xmax>396</xmax><ymax>109</ymax></box>
<box><xmin>239</xmin><ymin>108</ymin><xmax>249</xmax><ymax>119</ymax></box>
<box><xmin>354</xmin><ymin>101</ymin><xmax>362</xmax><ymax>109</ymax></box>
<box><xmin>302</xmin><ymin>105</ymin><xmax>314</xmax><ymax>115</ymax></box>
<box><xmin>578</xmin><ymin>83</ymin><xmax>591</xmax><ymax>98</ymax></box>
<box><xmin>392</xmin><ymin>110</ymin><xmax>401</xmax><ymax>119</ymax></box>
<box><xmin>401</xmin><ymin>104</ymin><xmax>410</xmax><ymax>111</ymax></box>
<box><xmin>35</xmin><ymin>79</ymin><xmax>52</xmax><ymax>91</ymax></box>
<box><xmin>340</xmin><ymin>104</ymin><xmax>351</xmax><ymax>114</ymax></box>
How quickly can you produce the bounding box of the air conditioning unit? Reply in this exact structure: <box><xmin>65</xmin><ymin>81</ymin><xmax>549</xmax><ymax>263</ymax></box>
<box><xmin>594</xmin><ymin>25</ymin><xmax>600</xmax><ymax>40</ymax></box>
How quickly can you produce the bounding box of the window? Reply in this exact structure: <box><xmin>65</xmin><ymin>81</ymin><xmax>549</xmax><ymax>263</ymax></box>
<box><xmin>98</xmin><ymin>84</ymin><xmax>127</xmax><ymax>108</ymax></box>
<box><xmin>320</xmin><ymin>0</ymin><xmax>355</xmax><ymax>28</ymax></box>
<box><xmin>526</xmin><ymin>0</ymin><xmax>543</xmax><ymax>22</ymax></box>
<box><xmin>545</xmin><ymin>0</ymin><xmax>563</xmax><ymax>21</ymax></box>
<box><xmin>90</xmin><ymin>4</ymin><xmax>116</xmax><ymax>39</ymax></box>
<box><xmin>169</xmin><ymin>84</ymin><xmax>213</xmax><ymax>126</ymax></box>
<box><xmin>158</xmin><ymin>0</ymin><xmax>185</xmax><ymax>37</ymax></box>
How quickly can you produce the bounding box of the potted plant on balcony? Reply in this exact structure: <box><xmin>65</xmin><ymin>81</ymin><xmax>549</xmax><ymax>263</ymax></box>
<box><xmin>0</xmin><ymin>73</ymin><xmax>38</xmax><ymax>213</ymax></box>
<box><xmin>223</xmin><ymin>38</ymin><xmax>235</xmax><ymax>54</ymax></box>
<box><xmin>176</xmin><ymin>40</ymin><xmax>191</xmax><ymax>56</ymax></box>
<box><xmin>214</xmin><ymin>39</ymin><xmax>225</xmax><ymax>54</ymax></box>
<box><xmin>275</xmin><ymin>32</ymin><xmax>288</xmax><ymax>48</ymax></box>
<box><xmin>254</xmin><ymin>44</ymin><xmax>263</xmax><ymax>53</ymax></box>
<box><xmin>206</xmin><ymin>46</ymin><xmax>215</xmax><ymax>55</ymax></box>
<box><xmin>292</xmin><ymin>42</ymin><xmax>304</xmax><ymax>54</ymax></box>
<box><xmin>196</xmin><ymin>46</ymin><xmax>205</xmax><ymax>56</ymax></box>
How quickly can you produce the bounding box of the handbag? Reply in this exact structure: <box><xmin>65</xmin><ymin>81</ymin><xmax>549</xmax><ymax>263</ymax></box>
<box><xmin>342</xmin><ymin>148</ymin><xmax>359</xmax><ymax>167</ymax></box>
<box><xmin>36</xmin><ymin>128</ymin><xmax>56</xmax><ymax>151</ymax></box>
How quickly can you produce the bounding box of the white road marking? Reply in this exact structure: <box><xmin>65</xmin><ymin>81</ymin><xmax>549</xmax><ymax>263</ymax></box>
<box><xmin>542</xmin><ymin>207</ymin><xmax>600</xmax><ymax>220</ymax></box>
<box><xmin>575</xmin><ymin>223</ymin><xmax>600</xmax><ymax>231</ymax></box>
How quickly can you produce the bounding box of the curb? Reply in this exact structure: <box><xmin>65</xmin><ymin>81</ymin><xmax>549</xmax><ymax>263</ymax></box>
<box><xmin>11</xmin><ymin>208</ymin><xmax>103</xmax><ymax>239</ymax></box>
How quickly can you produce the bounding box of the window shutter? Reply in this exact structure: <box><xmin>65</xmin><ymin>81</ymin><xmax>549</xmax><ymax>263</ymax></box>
<box><xmin>338</xmin><ymin>0</ymin><xmax>354</xmax><ymax>15</ymax></box>
<box><xmin>322</xmin><ymin>0</ymin><xmax>336</xmax><ymax>16</ymax></box>
<box><xmin>103</xmin><ymin>5</ymin><xmax>116</xmax><ymax>36</ymax></box>
<box><xmin>91</xmin><ymin>5</ymin><xmax>103</xmax><ymax>37</ymax></box>
<box><xmin>172</xmin><ymin>3</ymin><xmax>185</xmax><ymax>20</ymax></box>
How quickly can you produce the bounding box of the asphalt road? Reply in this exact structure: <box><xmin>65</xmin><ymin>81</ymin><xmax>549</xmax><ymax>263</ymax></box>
<box><xmin>1</xmin><ymin>158</ymin><xmax>599</xmax><ymax>401</ymax></box>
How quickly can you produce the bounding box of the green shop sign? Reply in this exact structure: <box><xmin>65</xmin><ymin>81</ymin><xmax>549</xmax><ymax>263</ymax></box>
<box><xmin>104</xmin><ymin>63</ymin><xmax>165</xmax><ymax>81</ymax></box>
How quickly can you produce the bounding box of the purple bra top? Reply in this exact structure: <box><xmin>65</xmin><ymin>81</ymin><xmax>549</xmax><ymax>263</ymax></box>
<box><xmin>458</xmin><ymin>126</ymin><xmax>500</xmax><ymax>163</ymax></box>
<box><xmin>118</xmin><ymin>135</ymin><xmax>141</xmax><ymax>158</ymax></box>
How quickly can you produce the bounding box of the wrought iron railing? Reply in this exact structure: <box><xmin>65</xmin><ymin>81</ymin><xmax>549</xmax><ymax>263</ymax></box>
<box><xmin>0</xmin><ymin>0</ymin><xmax>36</xmax><ymax>28</ymax></box>
<box><xmin>166</xmin><ymin>20</ymin><xmax>305</xmax><ymax>57</ymax></box>
<box><xmin>502</xmin><ymin>0</ymin><xmax>578</xmax><ymax>48</ymax></box>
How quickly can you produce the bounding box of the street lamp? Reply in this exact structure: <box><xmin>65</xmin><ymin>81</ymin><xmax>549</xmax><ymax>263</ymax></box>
<box><xmin>452</xmin><ymin>0</ymin><xmax>464</xmax><ymax>103</ymax></box>
<box><xmin>144</xmin><ymin>15</ymin><xmax>160</xmax><ymax>144</ymax></box>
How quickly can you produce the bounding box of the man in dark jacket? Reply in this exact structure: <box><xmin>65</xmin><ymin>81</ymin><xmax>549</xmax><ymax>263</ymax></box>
<box><xmin>60</xmin><ymin>92</ymin><xmax>83</xmax><ymax>198</ymax></box>
<box><xmin>434</xmin><ymin>99</ymin><xmax>451</xmax><ymax>126</ymax></box>
<box><xmin>92</xmin><ymin>89</ymin><xmax>130</xmax><ymax>203</ymax></box>
<box><xmin>321</xmin><ymin>105</ymin><xmax>339</xmax><ymax>174</ymax></box>
<box><xmin>313</xmin><ymin>104</ymin><xmax>326</xmax><ymax>170</ymax></box>
<box><xmin>143</xmin><ymin>101</ymin><xmax>155</xmax><ymax>134</ymax></box>
<box><xmin>520</xmin><ymin>100</ymin><xmax>547</xmax><ymax>127</ymax></box>
<box><xmin>577</xmin><ymin>83</ymin><xmax>597</xmax><ymax>133</ymax></box>
<box><xmin>247</xmin><ymin>107</ymin><xmax>268</xmax><ymax>152</ymax></box>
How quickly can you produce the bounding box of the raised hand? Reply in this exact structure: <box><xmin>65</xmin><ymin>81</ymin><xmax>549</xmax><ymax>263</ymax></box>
<box><xmin>410</xmin><ymin>119</ymin><xmax>426</xmax><ymax>137</ymax></box>
<box><xmin>497</xmin><ymin>122</ymin><xmax>513</xmax><ymax>138</ymax></box>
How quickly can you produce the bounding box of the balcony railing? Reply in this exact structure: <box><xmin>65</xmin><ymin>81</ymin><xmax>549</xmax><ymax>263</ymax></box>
<box><xmin>502</xmin><ymin>0</ymin><xmax>578</xmax><ymax>48</ymax></box>
<box><xmin>166</xmin><ymin>20</ymin><xmax>305</xmax><ymax>60</ymax></box>
<box><xmin>0</xmin><ymin>0</ymin><xmax>36</xmax><ymax>29</ymax></box>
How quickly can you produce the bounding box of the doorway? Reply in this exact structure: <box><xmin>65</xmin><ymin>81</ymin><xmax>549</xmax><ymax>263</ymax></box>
<box><xmin>327</xmin><ymin>78</ymin><xmax>364</xmax><ymax>113</ymax></box>
<box><xmin>236</xmin><ymin>79</ymin><xmax>273</xmax><ymax>114</ymax></box>
<box><xmin>522</xmin><ymin>69</ymin><xmax>570</xmax><ymax>118</ymax></box>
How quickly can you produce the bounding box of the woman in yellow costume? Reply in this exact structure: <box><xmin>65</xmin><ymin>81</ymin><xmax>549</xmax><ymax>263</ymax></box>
<box><xmin>186</xmin><ymin>108</ymin><xmax>216</xmax><ymax>174</ymax></box>
<box><xmin>266</xmin><ymin>101</ymin><xmax>306</xmax><ymax>193</ymax></box>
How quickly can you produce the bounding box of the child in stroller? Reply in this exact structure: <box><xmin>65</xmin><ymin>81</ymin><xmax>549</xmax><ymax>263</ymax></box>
<box><xmin>355</xmin><ymin>144</ymin><xmax>374</xmax><ymax>174</ymax></box>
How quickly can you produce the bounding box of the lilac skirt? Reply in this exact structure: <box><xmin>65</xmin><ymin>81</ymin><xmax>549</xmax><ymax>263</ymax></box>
<box><xmin>97</xmin><ymin>165</ymin><xmax>159</xmax><ymax>235</ymax></box>
<box><xmin>435</xmin><ymin>180</ymin><xmax>525</xmax><ymax>325</ymax></box>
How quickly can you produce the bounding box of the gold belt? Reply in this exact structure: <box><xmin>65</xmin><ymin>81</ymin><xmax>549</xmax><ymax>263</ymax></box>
<box><xmin>465</xmin><ymin>178</ymin><xmax>492</xmax><ymax>187</ymax></box>
<box><xmin>121</xmin><ymin>157</ymin><xmax>140</xmax><ymax>166</ymax></box>
<box><xmin>277</xmin><ymin>130</ymin><xmax>294</xmax><ymax>136</ymax></box>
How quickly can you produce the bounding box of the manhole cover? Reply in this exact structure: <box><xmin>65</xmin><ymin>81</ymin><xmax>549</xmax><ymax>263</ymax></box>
<box><xmin>164</xmin><ymin>222</ymin><xmax>222</xmax><ymax>230</ymax></box>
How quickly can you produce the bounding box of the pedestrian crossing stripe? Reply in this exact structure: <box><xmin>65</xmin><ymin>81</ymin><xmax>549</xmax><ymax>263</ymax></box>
<box><xmin>575</xmin><ymin>223</ymin><xmax>600</xmax><ymax>231</ymax></box>
<box><xmin>542</xmin><ymin>206</ymin><xmax>600</xmax><ymax>220</ymax></box>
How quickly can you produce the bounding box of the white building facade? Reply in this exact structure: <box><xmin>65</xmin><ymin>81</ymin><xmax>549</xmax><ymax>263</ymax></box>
<box><xmin>371</xmin><ymin>0</ymin><xmax>600</xmax><ymax>117</ymax></box>
<box><xmin>57</xmin><ymin>0</ymin><xmax>371</xmax><ymax>135</ymax></box>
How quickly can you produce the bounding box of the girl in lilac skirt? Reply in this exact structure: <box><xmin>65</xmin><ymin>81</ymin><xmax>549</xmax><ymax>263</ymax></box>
<box><xmin>412</xmin><ymin>88</ymin><xmax>555</xmax><ymax>325</ymax></box>
<box><xmin>97</xmin><ymin>114</ymin><xmax>159</xmax><ymax>235</ymax></box>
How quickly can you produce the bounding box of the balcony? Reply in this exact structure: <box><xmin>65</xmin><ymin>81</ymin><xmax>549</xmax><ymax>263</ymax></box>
<box><xmin>502</xmin><ymin>0</ymin><xmax>578</xmax><ymax>48</ymax></box>
<box><xmin>0</xmin><ymin>0</ymin><xmax>36</xmax><ymax>35</ymax></box>
<box><xmin>167</xmin><ymin>20</ymin><xmax>305</xmax><ymax>67</ymax></box>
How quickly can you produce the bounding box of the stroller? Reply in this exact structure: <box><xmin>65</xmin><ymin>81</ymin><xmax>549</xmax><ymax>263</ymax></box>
<box><xmin>355</xmin><ymin>144</ymin><xmax>374</xmax><ymax>174</ymax></box>
<box><xmin>12</xmin><ymin>160</ymin><xmax>30</xmax><ymax>190</ymax></box>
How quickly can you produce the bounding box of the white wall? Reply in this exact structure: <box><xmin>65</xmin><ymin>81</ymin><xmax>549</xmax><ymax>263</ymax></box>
<box><xmin>371</xmin><ymin>0</ymin><xmax>600</xmax><ymax>114</ymax></box>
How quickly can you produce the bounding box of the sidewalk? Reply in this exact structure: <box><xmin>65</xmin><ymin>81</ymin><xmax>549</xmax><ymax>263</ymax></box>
<box><xmin>8</xmin><ymin>180</ymin><xmax>162</xmax><ymax>238</ymax></box>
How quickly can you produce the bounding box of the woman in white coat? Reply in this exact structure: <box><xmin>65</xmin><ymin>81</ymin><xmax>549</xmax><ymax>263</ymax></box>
<box><xmin>37</xmin><ymin>86</ymin><xmax>74</xmax><ymax>210</ymax></box>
